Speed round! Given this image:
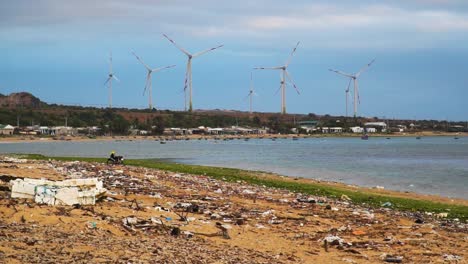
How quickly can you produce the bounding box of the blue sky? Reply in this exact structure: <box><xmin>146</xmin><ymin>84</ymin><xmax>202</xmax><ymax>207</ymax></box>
<box><xmin>1</xmin><ymin>0</ymin><xmax>467</xmax><ymax>120</ymax></box>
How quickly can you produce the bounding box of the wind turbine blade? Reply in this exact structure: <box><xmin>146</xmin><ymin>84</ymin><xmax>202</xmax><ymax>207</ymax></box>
<box><xmin>356</xmin><ymin>58</ymin><xmax>376</xmax><ymax>77</ymax></box>
<box><xmin>345</xmin><ymin>78</ymin><xmax>352</xmax><ymax>92</ymax></box>
<box><xmin>152</xmin><ymin>65</ymin><xmax>176</xmax><ymax>72</ymax></box>
<box><xmin>183</xmin><ymin>60</ymin><xmax>190</xmax><ymax>91</ymax></box>
<box><xmin>131</xmin><ymin>50</ymin><xmax>151</xmax><ymax>71</ymax></box>
<box><xmin>356</xmin><ymin>80</ymin><xmax>361</xmax><ymax>104</ymax></box>
<box><xmin>192</xmin><ymin>45</ymin><xmax>224</xmax><ymax>58</ymax></box>
<box><xmin>162</xmin><ymin>34</ymin><xmax>191</xmax><ymax>56</ymax></box>
<box><xmin>253</xmin><ymin>66</ymin><xmax>283</xmax><ymax>70</ymax></box>
<box><xmin>285</xmin><ymin>41</ymin><xmax>300</xmax><ymax>66</ymax></box>
<box><xmin>329</xmin><ymin>69</ymin><xmax>354</xmax><ymax>78</ymax></box>
<box><xmin>113</xmin><ymin>75</ymin><xmax>120</xmax><ymax>82</ymax></box>
<box><xmin>274</xmin><ymin>84</ymin><xmax>281</xmax><ymax>96</ymax></box>
<box><xmin>104</xmin><ymin>77</ymin><xmax>111</xmax><ymax>86</ymax></box>
<box><xmin>143</xmin><ymin>73</ymin><xmax>151</xmax><ymax>95</ymax></box>
<box><xmin>285</xmin><ymin>70</ymin><xmax>300</xmax><ymax>94</ymax></box>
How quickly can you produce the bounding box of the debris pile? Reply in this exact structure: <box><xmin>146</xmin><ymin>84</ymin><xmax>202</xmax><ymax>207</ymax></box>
<box><xmin>10</xmin><ymin>178</ymin><xmax>106</xmax><ymax>206</ymax></box>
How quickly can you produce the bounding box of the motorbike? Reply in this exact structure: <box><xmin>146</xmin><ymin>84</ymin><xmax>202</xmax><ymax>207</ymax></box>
<box><xmin>107</xmin><ymin>156</ymin><xmax>124</xmax><ymax>165</ymax></box>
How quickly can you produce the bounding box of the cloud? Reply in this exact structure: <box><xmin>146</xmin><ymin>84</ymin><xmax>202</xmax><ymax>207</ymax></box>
<box><xmin>1</xmin><ymin>1</ymin><xmax>468</xmax><ymax>50</ymax></box>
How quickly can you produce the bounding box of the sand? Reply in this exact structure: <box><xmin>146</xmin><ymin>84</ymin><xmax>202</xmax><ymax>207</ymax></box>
<box><xmin>0</xmin><ymin>158</ymin><xmax>466</xmax><ymax>263</ymax></box>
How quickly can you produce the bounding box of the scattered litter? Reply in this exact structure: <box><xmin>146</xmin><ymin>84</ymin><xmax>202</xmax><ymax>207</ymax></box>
<box><xmin>443</xmin><ymin>254</ymin><xmax>463</xmax><ymax>261</ymax></box>
<box><xmin>383</xmin><ymin>255</ymin><xmax>403</xmax><ymax>263</ymax></box>
<box><xmin>322</xmin><ymin>235</ymin><xmax>344</xmax><ymax>246</ymax></box>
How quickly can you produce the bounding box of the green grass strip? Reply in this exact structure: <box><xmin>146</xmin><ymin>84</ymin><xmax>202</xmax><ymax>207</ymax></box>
<box><xmin>20</xmin><ymin>154</ymin><xmax>468</xmax><ymax>221</ymax></box>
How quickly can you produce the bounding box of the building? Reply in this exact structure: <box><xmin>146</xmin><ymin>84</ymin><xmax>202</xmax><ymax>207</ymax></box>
<box><xmin>364</xmin><ymin>122</ymin><xmax>387</xmax><ymax>133</ymax></box>
<box><xmin>0</xmin><ymin>124</ymin><xmax>15</xmax><ymax>135</ymax></box>
<box><xmin>350</xmin><ymin>126</ymin><xmax>364</xmax><ymax>133</ymax></box>
<box><xmin>297</xmin><ymin>120</ymin><xmax>318</xmax><ymax>133</ymax></box>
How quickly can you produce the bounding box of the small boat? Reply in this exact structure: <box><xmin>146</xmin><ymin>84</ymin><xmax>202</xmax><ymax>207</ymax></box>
<box><xmin>292</xmin><ymin>137</ymin><xmax>298</xmax><ymax>141</ymax></box>
<box><xmin>454</xmin><ymin>137</ymin><xmax>459</xmax><ymax>140</ymax></box>
<box><xmin>361</xmin><ymin>134</ymin><xmax>369</xmax><ymax>140</ymax></box>
<box><xmin>416</xmin><ymin>137</ymin><xmax>421</xmax><ymax>140</ymax></box>
<box><xmin>386</xmin><ymin>137</ymin><xmax>391</xmax><ymax>139</ymax></box>
<box><xmin>160</xmin><ymin>141</ymin><xmax>166</xmax><ymax>144</ymax></box>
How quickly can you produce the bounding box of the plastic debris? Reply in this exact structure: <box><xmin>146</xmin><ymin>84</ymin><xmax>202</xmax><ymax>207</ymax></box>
<box><xmin>10</xmin><ymin>178</ymin><xmax>106</xmax><ymax>206</ymax></box>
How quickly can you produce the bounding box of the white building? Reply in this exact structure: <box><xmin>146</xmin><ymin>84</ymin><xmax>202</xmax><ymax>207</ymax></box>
<box><xmin>350</xmin><ymin>126</ymin><xmax>364</xmax><ymax>133</ymax></box>
<box><xmin>0</xmin><ymin>124</ymin><xmax>15</xmax><ymax>135</ymax></box>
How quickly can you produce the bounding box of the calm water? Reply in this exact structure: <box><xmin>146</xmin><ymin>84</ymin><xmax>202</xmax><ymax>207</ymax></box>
<box><xmin>1</xmin><ymin>137</ymin><xmax>467</xmax><ymax>199</ymax></box>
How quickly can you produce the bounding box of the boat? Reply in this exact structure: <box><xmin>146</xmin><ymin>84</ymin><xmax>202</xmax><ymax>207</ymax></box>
<box><xmin>160</xmin><ymin>141</ymin><xmax>166</xmax><ymax>144</ymax></box>
<box><xmin>416</xmin><ymin>137</ymin><xmax>421</xmax><ymax>140</ymax></box>
<box><xmin>361</xmin><ymin>134</ymin><xmax>369</xmax><ymax>140</ymax></box>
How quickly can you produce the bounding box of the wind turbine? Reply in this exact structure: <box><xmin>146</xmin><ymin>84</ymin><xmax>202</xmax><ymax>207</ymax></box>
<box><xmin>254</xmin><ymin>42</ymin><xmax>300</xmax><ymax>114</ymax></box>
<box><xmin>162</xmin><ymin>34</ymin><xmax>223</xmax><ymax>112</ymax></box>
<box><xmin>329</xmin><ymin>59</ymin><xmax>375</xmax><ymax>118</ymax></box>
<box><xmin>132</xmin><ymin>50</ymin><xmax>175</xmax><ymax>110</ymax></box>
<box><xmin>104</xmin><ymin>52</ymin><xmax>119</xmax><ymax>108</ymax></box>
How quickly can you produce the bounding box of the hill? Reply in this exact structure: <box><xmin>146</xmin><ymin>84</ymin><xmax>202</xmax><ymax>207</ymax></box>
<box><xmin>0</xmin><ymin>92</ymin><xmax>46</xmax><ymax>108</ymax></box>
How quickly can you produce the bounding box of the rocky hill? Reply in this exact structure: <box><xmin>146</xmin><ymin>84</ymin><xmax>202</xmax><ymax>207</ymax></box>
<box><xmin>0</xmin><ymin>92</ymin><xmax>46</xmax><ymax>108</ymax></box>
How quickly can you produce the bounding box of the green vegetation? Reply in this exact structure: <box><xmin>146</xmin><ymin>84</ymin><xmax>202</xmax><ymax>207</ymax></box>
<box><xmin>22</xmin><ymin>154</ymin><xmax>468</xmax><ymax>221</ymax></box>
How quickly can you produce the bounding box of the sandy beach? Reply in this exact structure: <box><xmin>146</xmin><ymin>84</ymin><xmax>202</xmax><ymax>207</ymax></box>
<box><xmin>0</xmin><ymin>156</ymin><xmax>466</xmax><ymax>263</ymax></box>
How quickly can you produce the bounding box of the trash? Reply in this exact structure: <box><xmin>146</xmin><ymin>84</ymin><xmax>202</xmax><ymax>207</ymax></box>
<box><xmin>382</xmin><ymin>202</ymin><xmax>392</xmax><ymax>207</ymax></box>
<box><xmin>340</xmin><ymin>194</ymin><xmax>351</xmax><ymax>201</ymax></box>
<box><xmin>435</xmin><ymin>212</ymin><xmax>448</xmax><ymax>218</ymax></box>
<box><xmin>171</xmin><ymin>227</ymin><xmax>181</xmax><ymax>236</ymax></box>
<box><xmin>325</xmin><ymin>205</ymin><xmax>332</xmax><ymax>210</ymax></box>
<box><xmin>87</xmin><ymin>221</ymin><xmax>97</xmax><ymax>229</ymax></box>
<box><xmin>352</xmin><ymin>230</ymin><xmax>366</xmax><ymax>236</ymax></box>
<box><xmin>322</xmin><ymin>235</ymin><xmax>344</xmax><ymax>246</ymax></box>
<box><xmin>443</xmin><ymin>254</ymin><xmax>463</xmax><ymax>261</ymax></box>
<box><xmin>10</xmin><ymin>178</ymin><xmax>106</xmax><ymax>206</ymax></box>
<box><xmin>415</xmin><ymin>218</ymin><xmax>424</xmax><ymax>224</ymax></box>
<box><xmin>374</xmin><ymin>186</ymin><xmax>385</xmax><ymax>190</ymax></box>
<box><xmin>384</xmin><ymin>255</ymin><xmax>403</xmax><ymax>263</ymax></box>
<box><xmin>123</xmin><ymin>217</ymin><xmax>138</xmax><ymax>225</ymax></box>
<box><xmin>242</xmin><ymin>189</ymin><xmax>256</xmax><ymax>195</ymax></box>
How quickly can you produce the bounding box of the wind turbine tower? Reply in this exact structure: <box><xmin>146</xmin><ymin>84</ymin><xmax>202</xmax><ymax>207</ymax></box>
<box><xmin>132</xmin><ymin>50</ymin><xmax>175</xmax><ymax>110</ymax></box>
<box><xmin>329</xmin><ymin>59</ymin><xmax>375</xmax><ymax>117</ymax></box>
<box><xmin>245</xmin><ymin>72</ymin><xmax>256</xmax><ymax>114</ymax></box>
<box><xmin>163</xmin><ymin>34</ymin><xmax>223</xmax><ymax>112</ymax></box>
<box><xmin>254</xmin><ymin>42</ymin><xmax>300</xmax><ymax>114</ymax></box>
<box><xmin>104</xmin><ymin>52</ymin><xmax>119</xmax><ymax>108</ymax></box>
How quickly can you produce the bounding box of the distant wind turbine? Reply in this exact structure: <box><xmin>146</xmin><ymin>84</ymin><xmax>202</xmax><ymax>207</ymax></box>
<box><xmin>254</xmin><ymin>42</ymin><xmax>300</xmax><ymax>114</ymax></box>
<box><xmin>104</xmin><ymin>52</ymin><xmax>119</xmax><ymax>108</ymax></box>
<box><xmin>329</xmin><ymin>59</ymin><xmax>375</xmax><ymax>117</ymax></box>
<box><xmin>132</xmin><ymin>50</ymin><xmax>175</xmax><ymax>110</ymax></box>
<box><xmin>162</xmin><ymin>34</ymin><xmax>223</xmax><ymax>112</ymax></box>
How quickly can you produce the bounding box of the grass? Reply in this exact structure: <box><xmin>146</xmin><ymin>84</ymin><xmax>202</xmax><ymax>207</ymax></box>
<box><xmin>20</xmin><ymin>154</ymin><xmax>468</xmax><ymax>221</ymax></box>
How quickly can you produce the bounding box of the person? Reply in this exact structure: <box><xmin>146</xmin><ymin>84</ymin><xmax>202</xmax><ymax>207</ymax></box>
<box><xmin>110</xmin><ymin>151</ymin><xmax>117</xmax><ymax>161</ymax></box>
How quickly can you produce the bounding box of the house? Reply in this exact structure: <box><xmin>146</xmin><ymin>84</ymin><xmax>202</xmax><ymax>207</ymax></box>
<box><xmin>329</xmin><ymin>127</ymin><xmax>343</xmax><ymax>133</ymax></box>
<box><xmin>297</xmin><ymin>120</ymin><xmax>318</xmax><ymax>133</ymax></box>
<box><xmin>0</xmin><ymin>124</ymin><xmax>15</xmax><ymax>135</ymax></box>
<box><xmin>350</xmin><ymin>126</ymin><xmax>364</xmax><ymax>133</ymax></box>
<box><xmin>364</xmin><ymin>122</ymin><xmax>387</xmax><ymax>133</ymax></box>
<box><xmin>50</xmin><ymin>126</ymin><xmax>76</xmax><ymax>136</ymax></box>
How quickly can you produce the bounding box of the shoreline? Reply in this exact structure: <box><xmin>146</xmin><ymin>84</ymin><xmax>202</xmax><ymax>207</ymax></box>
<box><xmin>0</xmin><ymin>131</ymin><xmax>466</xmax><ymax>143</ymax></box>
<box><xmin>17</xmin><ymin>154</ymin><xmax>468</xmax><ymax>219</ymax></box>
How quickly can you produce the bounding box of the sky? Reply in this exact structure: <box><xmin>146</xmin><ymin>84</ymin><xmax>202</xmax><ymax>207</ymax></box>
<box><xmin>1</xmin><ymin>0</ymin><xmax>467</xmax><ymax>121</ymax></box>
